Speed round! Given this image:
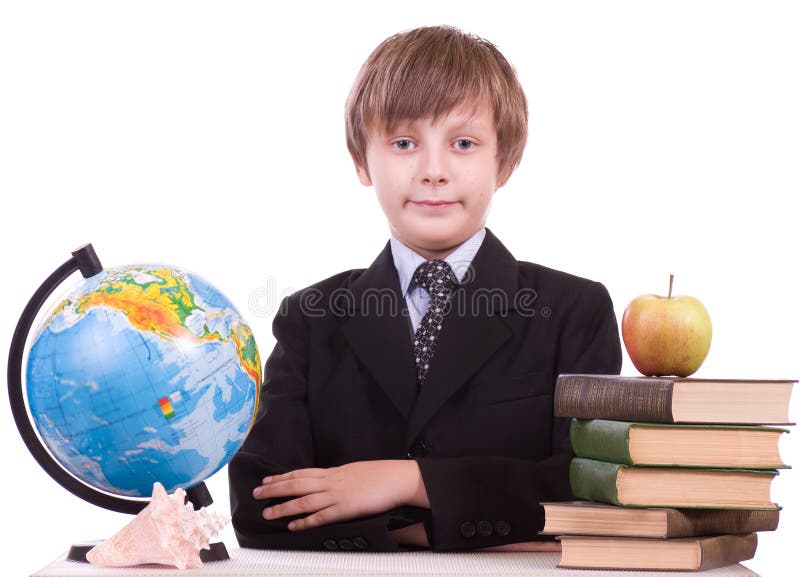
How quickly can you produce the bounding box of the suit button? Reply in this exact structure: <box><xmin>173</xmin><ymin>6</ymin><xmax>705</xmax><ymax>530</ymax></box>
<box><xmin>460</xmin><ymin>521</ymin><xmax>476</xmax><ymax>538</ymax></box>
<box><xmin>407</xmin><ymin>440</ymin><xmax>431</xmax><ymax>459</ymax></box>
<box><xmin>338</xmin><ymin>538</ymin><xmax>354</xmax><ymax>550</ymax></box>
<box><xmin>323</xmin><ymin>539</ymin><xmax>338</xmax><ymax>550</ymax></box>
<box><xmin>495</xmin><ymin>520</ymin><xmax>511</xmax><ymax>536</ymax></box>
<box><xmin>352</xmin><ymin>536</ymin><xmax>368</xmax><ymax>550</ymax></box>
<box><xmin>477</xmin><ymin>520</ymin><xmax>493</xmax><ymax>537</ymax></box>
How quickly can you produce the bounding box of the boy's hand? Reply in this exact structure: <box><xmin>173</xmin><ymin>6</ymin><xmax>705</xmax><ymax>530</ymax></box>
<box><xmin>252</xmin><ymin>460</ymin><xmax>429</xmax><ymax>530</ymax></box>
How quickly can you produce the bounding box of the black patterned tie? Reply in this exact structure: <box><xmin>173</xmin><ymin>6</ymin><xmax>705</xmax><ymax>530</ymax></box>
<box><xmin>412</xmin><ymin>259</ymin><xmax>456</xmax><ymax>385</ymax></box>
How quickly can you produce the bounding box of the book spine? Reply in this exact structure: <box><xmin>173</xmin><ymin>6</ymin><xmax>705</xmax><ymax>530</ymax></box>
<box><xmin>570</xmin><ymin>419</ymin><xmax>634</xmax><ymax>464</ymax></box>
<box><xmin>698</xmin><ymin>533</ymin><xmax>758</xmax><ymax>570</ymax></box>
<box><xmin>665</xmin><ymin>509</ymin><xmax>780</xmax><ymax>538</ymax></box>
<box><xmin>569</xmin><ymin>458</ymin><xmax>622</xmax><ymax>505</ymax></box>
<box><xmin>555</xmin><ymin>375</ymin><xmax>676</xmax><ymax>422</ymax></box>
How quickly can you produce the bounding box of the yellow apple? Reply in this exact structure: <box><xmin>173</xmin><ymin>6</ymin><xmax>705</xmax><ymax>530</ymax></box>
<box><xmin>621</xmin><ymin>275</ymin><xmax>712</xmax><ymax>377</ymax></box>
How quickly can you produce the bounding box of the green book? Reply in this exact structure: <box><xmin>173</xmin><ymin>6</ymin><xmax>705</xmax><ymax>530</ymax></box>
<box><xmin>569</xmin><ymin>457</ymin><xmax>780</xmax><ymax>509</ymax></box>
<box><xmin>570</xmin><ymin>418</ymin><xmax>789</xmax><ymax>469</ymax></box>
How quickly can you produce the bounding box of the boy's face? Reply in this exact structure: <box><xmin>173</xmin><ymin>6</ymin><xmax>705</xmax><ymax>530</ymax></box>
<box><xmin>355</xmin><ymin>104</ymin><xmax>500</xmax><ymax>260</ymax></box>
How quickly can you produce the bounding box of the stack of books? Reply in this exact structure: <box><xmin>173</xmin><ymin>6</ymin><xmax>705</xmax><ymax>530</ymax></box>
<box><xmin>545</xmin><ymin>374</ymin><xmax>796</xmax><ymax>571</ymax></box>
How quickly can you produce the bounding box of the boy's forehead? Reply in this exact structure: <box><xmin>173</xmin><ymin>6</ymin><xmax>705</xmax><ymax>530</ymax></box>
<box><xmin>373</xmin><ymin>101</ymin><xmax>495</xmax><ymax>135</ymax></box>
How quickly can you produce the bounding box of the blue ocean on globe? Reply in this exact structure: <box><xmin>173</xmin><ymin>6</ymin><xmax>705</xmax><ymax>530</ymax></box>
<box><xmin>26</xmin><ymin>265</ymin><xmax>261</xmax><ymax>497</ymax></box>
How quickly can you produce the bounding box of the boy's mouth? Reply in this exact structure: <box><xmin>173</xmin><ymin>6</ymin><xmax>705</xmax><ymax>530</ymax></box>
<box><xmin>411</xmin><ymin>200</ymin><xmax>457</xmax><ymax>208</ymax></box>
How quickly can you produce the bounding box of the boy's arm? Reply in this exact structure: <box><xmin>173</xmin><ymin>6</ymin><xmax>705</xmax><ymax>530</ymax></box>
<box><xmin>228</xmin><ymin>294</ymin><xmax>417</xmax><ymax>551</ymax></box>
<box><xmin>416</xmin><ymin>280</ymin><xmax>622</xmax><ymax>550</ymax></box>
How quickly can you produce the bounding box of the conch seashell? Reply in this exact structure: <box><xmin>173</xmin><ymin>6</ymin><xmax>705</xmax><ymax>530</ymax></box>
<box><xmin>87</xmin><ymin>482</ymin><xmax>229</xmax><ymax>569</ymax></box>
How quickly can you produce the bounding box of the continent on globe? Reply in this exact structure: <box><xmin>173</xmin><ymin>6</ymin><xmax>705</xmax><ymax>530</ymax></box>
<box><xmin>26</xmin><ymin>265</ymin><xmax>261</xmax><ymax>498</ymax></box>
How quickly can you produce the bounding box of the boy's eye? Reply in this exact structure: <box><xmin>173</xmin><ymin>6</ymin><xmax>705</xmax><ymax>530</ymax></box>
<box><xmin>455</xmin><ymin>139</ymin><xmax>474</xmax><ymax>150</ymax></box>
<box><xmin>393</xmin><ymin>139</ymin><xmax>414</xmax><ymax>151</ymax></box>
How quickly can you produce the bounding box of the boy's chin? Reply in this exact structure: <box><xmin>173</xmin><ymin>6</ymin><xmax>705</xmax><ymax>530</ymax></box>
<box><xmin>404</xmin><ymin>228</ymin><xmax>476</xmax><ymax>253</ymax></box>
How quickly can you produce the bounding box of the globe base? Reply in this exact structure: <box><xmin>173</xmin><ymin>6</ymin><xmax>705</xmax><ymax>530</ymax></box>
<box><xmin>201</xmin><ymin>541</ymin><xmax>231</xmax><ymax>562</ymax></box>
<box><xmin>66</xmin><ymin>540</ymin><xmax>230</xmax><ymax>564</ymax></box>
<box><xmin>66</xmin><ymin>542</ymin><xmax>100</xmax><ymax>562</ymax></box>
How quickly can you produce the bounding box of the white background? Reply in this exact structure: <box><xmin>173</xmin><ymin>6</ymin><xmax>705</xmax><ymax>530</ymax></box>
<box><xmin>1</xmin><ymin>1</ymin><xmax>797</xmax><ymax>575</ymax></box>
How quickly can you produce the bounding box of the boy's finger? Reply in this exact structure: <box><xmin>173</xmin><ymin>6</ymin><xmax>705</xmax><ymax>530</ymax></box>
<box><xmin>253</xmin><ymin>478</ymin><xmax>327</xmax><ymax>499</ymax></box>
<box><xmin>262</xmin><ymin>468</ymin><xmax>327</xmax><ymax>484</ymax></box>
<box><xmin>263</xmin><ymin>492</ymin><xmax>332</xmax><ymax>521</ymax></box>
<box><xmin>288</xmin><ymin>505</ymin><xmax>341</xmax><ymax>531</ymax></box>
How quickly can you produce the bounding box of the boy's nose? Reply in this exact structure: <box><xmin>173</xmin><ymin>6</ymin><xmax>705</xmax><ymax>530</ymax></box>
<box><xmin>420</xmin><ymin>148</ymin><xmax>449</xmax><ymax>186</ymax></box>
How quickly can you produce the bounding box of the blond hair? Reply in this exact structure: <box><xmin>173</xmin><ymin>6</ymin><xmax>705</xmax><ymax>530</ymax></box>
<box><xmin>345</xmin><ymin>25</ymin><xmax>528</xmax><ymax>185</ymax></box>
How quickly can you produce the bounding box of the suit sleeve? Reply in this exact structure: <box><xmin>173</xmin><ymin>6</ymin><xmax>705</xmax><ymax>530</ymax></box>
<box><xmin>228</xmin><ymin>294</ymin><xmax>409</xmax><ymax>551</ymax></box>
<box><xmin>416</xmin><ymin>280</ymin><xmax>622</xmax><ymax>550</ymax></box>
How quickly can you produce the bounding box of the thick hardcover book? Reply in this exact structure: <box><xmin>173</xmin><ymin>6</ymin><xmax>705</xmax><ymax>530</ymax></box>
<box><xmin>555</xmin><ymin>374</ymin><xmax>796</xmax><ymax>424</ymax></box>
<box><xmin>557</xmin><ymin>533</ymin><xmax>758</xmax><ymax>571</ymax></box>
<box><xmin>570</xmin><ymin>457</ymin><xmax>779</xmax><ymax>509</ymax></box>
<box><xmin>541</xmin><ymin>500</ymin><xmax>780</xmax><ymax>538</ymax></box>
<box><xmin>569</xmin><ymin>418</ymin><xmax>788</xmax><ymax>468</ymax></box>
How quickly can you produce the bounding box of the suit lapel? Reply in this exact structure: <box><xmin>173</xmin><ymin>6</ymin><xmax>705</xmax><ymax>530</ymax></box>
<box><xmin>340</xmin><ymin>242</ymin><xmax>419</xmax><ymax>419</ymax></box>
<box><xmin>406</xmin><ymin>229</ymin><xmax>519</xmax><ymax>445</ymax></box>
<box><xmin>339</xmin><ymin>229</ymin><xmax>521</xmax><ymax>437</ymax></box>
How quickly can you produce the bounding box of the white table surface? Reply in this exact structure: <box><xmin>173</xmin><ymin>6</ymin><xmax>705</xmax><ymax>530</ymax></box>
<box><xmin>31</xmin><ymin>547</ymin><xmax>759</xmax><ymax>577</ymax></box>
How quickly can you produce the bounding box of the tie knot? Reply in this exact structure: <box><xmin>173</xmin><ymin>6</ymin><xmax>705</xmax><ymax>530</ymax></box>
<box><xmin>413</xmin><ymin>259</ymin><xmax>456</xmax><ymax>297</ymax></box>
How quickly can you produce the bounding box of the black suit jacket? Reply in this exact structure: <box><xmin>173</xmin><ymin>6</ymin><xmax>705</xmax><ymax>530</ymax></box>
<box><xmin>229</xmin><ymin>229</ymin><xmax>622</xmax><ymax>551</ymax></box>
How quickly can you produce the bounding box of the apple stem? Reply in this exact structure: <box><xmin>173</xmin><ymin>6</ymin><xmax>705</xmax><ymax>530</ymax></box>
<box><xmin>668</xmin><ymin>274</ymin><xmax>674</xmax><ymax>299</ymax></box>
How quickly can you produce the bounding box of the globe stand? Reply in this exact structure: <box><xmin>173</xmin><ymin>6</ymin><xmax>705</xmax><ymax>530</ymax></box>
<box><xmin>65</xmin><ymin>541</ymin><xmax>230</xmax><ymax>563</ymax></box>
<box><xmin>64</xmin><ymin>483</ymin><xmax>230</xmax><ymax>563</ymax></box>
<box><xmin>184</xmin><ymin>483</ymin><xmax>230</xmax><ymax>563</ymax></box>
<box><xmin>7</xmin><ymin>244</ymin><xmax>229</xmax><ymax>565</ymax></box>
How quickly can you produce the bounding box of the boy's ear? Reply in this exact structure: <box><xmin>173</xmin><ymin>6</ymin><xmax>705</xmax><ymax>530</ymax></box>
<box><xmin>354</xmin><ymin>158</ymin><xmax>372</xmax><ymax>186</ymax></box>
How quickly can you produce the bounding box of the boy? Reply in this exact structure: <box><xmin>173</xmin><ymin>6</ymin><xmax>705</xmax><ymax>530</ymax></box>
<box><xmin>229</xmin><ymin>25</ymin><xmax>621</xmax><ymax>551</ymax></box>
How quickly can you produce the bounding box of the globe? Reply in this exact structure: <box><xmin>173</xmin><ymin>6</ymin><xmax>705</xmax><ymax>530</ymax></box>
<box><xmin>23</xmin><ymin>258</ymin><xmax>261</xmax><ymax>499</ymax></box>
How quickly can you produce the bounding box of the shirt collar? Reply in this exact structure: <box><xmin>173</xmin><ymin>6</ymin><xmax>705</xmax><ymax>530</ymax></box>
<box><xmin>390</xmin><ymin>228</ymin><xmax>486</xmax><ymax>296</ymax></box>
